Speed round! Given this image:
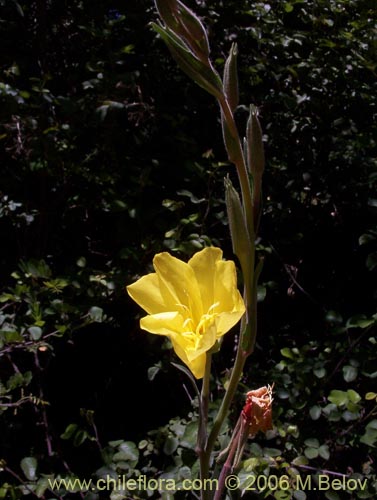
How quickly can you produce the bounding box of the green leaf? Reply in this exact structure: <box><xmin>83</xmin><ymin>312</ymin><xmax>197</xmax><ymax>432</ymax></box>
<box><xmin>274</xmin><ymin>491</ymin><xmax>291</xmax><ymax>500</ymax></box>
<box><xmin>284</xmin><ymin>3</ymin><xmax>294</xmax><ymax>13</ymax></box>
<box><xmin>148</xmin><ymin>363</ymin><xmax>161</xmax><ymax>381</ymax></box>
<box><xmin>19</xmin><ymin>259</ymin><xmax>51</xmax><ymax>279</ymax></box>
<box><xmin>366</xmin><ymin>252</ymin><xmax>377</xmax><ymax>271</ymax></box>
<box><xmin>113</xmin><ymin>442</ymin><xmax>139</xmax><ymax>463</ymax></box>
<box><xmin>346</xmin><ymin>315</ymin><xmax>375</xmax><ymax>329</ymax></box>
<box><xmin>163</xmin><ymin>436</ymin><xmax>179</xmax><ymax>455</ymax></box>
<box><xmin>304</xmin><ymin>447</ymin><xmax>318</xmax><ymax>459</ymax></box>
<box><xmin>304</xmin><ymin>438</ymin><xmax>319</xmax><ymax>448</ymax></box>
<box><xmin>76</xmin><ymin>257</ymin><xmax>87</xmax><ymax>268</ymax></box>
<box><xmin>257</xmin><ymin>285</ymin><xmax>267</xmax><ymax>302</ymax></box>
<box><xmin>347</xmin><ymin>389</ymin><xmax>361</xmax><ymax>404</ymax></box>
<box><xmin>73</xmin><ymin>429</ymin><xmax>88</xmax><ymax>447</ymax></box>
<box><xmin>293</xmin><ymin>491</ymin><xmax>307</xmax><ymax>500</ymax></box>
<box><xmin>309</xmin><ymin>405</ymin><xmax>321</xmax><ymax>420</ymax></box>
<box><xmin>343</xmin><ymin>365</ymin><xmax>358</xmax><ymax>382</ymax></box>
<box><xmin>35</xmin><ymin>476</ymin><xmax>53</xmax><ymax>497</ymax></box>
<box><xmin>262</xmin><ymin>447</ymin><xmax>282</xmax><ymax>457</ymax></box>
<box><xmin>313</xmin><ymin>367</ymin><xmax>326</xmax><ymax>378</ymax></box>
<box><xmin>328</xmin><ymin>390</ymin><xmax>348</xmax><ymax>407</ymax></box>
<box><xmin>360</xmin><ymin>420</ymin><xmax>377</xmax><ymax>447</ymax></box>
<box><xmin>20</xmin><ymin>457</ymin><xmax>38</xmax><ymax>481</ymax></box>
<box><xmin>28</xmin><ymin>326</ymin><xmax>42</xmax><ymax>341</ymax></box>
<box><xmin>291</xmin><ymin>456</ymin><xmax>308</xmax><ymax>466</ymax></box>
<box><xmin>318</xmin><ymin>444</ymin><xmax>330</xmax><ymax>460</ymax></box>
<box><xmin>325</xmin><ymin>492</ymin><xmax>341</xmax><ymax>500</ymax></box>
<box><xmin>359</xmin><ymin>233</ymin><xmax>375</xmax><ymax>246</ymax></box>
<box><xmin>88</xmin><ymin>306</ymin><xmax>103</xmax><ymax>322</ymax></box>
<box><xmin>365</xmin><ymin>392</ymin><xmax>377</xmax><ymax>400</ymax></box>
<box><xmin>281</xmin><ymin>347</ymin><xmax>295</xmax><ymax>359</ymax></box>
<box><xmin>325</xmin><ymin>310</ymin><xmax>343</xmax><ymax>324</ymax></box>
<box><xmin>60</xmin><ymin>423</ymin><xmax>78</xmax><ymax>440</ymax></box>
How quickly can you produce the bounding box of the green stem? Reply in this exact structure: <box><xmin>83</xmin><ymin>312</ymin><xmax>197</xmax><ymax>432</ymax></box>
<box><xmin>219</xmin><ymin>95</ymin><xmax>255</xmax><ymax>327</ymax></box>
<box><xmin>196</xmin><ymin>94</ymin><xmax>259</xmax><ymax>495</ymax></box>
<box><xmin>202</xmin><ymin>340</ymin><xmax>248</xmax><ymax>475</ymax></box>
<box><xmin>198</xmin><ymin>352</ymin><xmax>212</xmax><ymax>500</ymax></box>
<box><xmin>213</xmin><ymin>427</ymin><xmax>240</xmax><ymax>500</ymax></box>
<box><xmin>219</xmin><ymin>96</ymin><xmax>254</xmax><ymax>247</ymax></box>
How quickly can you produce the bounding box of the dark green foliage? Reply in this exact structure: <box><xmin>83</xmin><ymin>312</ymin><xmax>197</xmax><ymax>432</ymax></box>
<box><xmin>0</xmin><ymin>0</ymin><xmax>376</xmax><ymax>498</ymax></box>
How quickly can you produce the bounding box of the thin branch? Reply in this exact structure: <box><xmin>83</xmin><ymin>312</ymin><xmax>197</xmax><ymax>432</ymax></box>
<box><xmin>4</xmin><ymin>465</ymin><xmax>45</xmax><ymax>499</ymax></box>
<box><xmin>295</xmin><ymin>464</ymin><xmax>351</xmax><ymax>478</ymax></box>
<box><xmin>270</xmin><ymin>243</ymin><xmax>321</xmax><ymax>307</ymax></box>
<box><xmin>34</xmin><ymin>350</ymin><xmax>53</xmax><ymax>457</ymax></box>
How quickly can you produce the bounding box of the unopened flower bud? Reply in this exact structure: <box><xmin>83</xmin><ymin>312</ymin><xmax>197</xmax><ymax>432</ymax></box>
<box><xmin>246</xmin><ymin>105</ymin><xmax>265</xmax><ymax>177</ymax></box>
<box><xmin>224</xmin><ymin>175</ymin><xmax>252</xmax><ymax>277</ymax></box>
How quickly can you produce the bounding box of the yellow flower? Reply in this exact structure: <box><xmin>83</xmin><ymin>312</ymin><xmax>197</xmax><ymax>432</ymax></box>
<box><xmin>126</xmin><ymin>247</ymin><xmax>245</xmax><ymax>379</ymax></box>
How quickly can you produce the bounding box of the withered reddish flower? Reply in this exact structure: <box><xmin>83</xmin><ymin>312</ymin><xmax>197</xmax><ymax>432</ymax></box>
<box><xmin>242</xmin><ymin>385</ymin><xmax>273</xmax><ymax>436</ymax></box>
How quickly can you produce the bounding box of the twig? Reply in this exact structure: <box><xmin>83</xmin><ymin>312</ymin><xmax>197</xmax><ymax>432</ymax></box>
<box><xmin>326</xmin><ymin>326</ymin><xmax>370</xmax><ymax>384</ymax></box>
<box><xmin>4</xmin><ymin>465</ymin><xmax>45</xmax><ymax>499</ymax></box>
<box><xmin>34</xmin><ymin>351</ymin><xmax>53</xmax><ymax>457</ymax></box>
<box><xmin>270</xmin><ymin>243</ymin><xmax>321</xmax><ymax>307</ymax></box>
<box><xmin>295</xmin><ymin>464</ymin><xmax>350</xmax><ymax>478</ymax></box>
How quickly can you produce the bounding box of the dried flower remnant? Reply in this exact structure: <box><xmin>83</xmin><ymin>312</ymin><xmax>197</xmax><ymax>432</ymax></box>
<box><xmin>242</xmin><ymin>385</ymin><xmax>273</xmax><ymax>436</ymax></box>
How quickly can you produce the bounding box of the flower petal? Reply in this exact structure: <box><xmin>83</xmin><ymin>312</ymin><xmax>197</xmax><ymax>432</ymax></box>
<box><xmin>185</xmin><ymin>322</ymin><xmax>217</xmax><ymax>362</ymax></box>
<box><xmin>140</xmin><ymin>311</ymin><xmax>184</xmax><ymax>335</ymax></box>
<box><xmin>153</xmin><ymin>252</ymin><xmax>203</xmax><ymax>323</ymax></box>
<box><xmin>170</xmin><ymin>336</ymin><xmax>207</xmax><ymax>379</ymax></box>
<box><xmin>188</xmin><ymin>247</ymin><xmax>223</xmax><ymax>311</ymax></box>
<box><xmin>127</xmin><ymin>273</ymin><xmax>167</xmax><ymax>315</ymax></box>
<box><xmin>214</xmin><ymin>259</ymin><xmax>245</xmax><ymax>317</ymax></box>
<box><xmin>215</xmin><ymin>309</ymin><xmax>245</xmax><ymax>338</ymax></box>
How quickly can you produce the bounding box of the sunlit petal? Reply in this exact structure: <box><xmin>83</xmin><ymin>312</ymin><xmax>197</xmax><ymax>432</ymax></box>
<box><xmin>127</xmin><ymin>273</ymin><xmax>167</xmax><ymax>315</ymax></box>
<box><xmin>170</xmin><ymin>336</ymin><xmax>207</xmax><ymax>379</ymax></box>
<box><xmin>215</xmin><ymin>310</ymin><xmax>245</xmax><ymax>338</ymax></box>
<box><xmin>126</xmin><ymin>247</ymin><xmax>246</xmax><ymax>379</ymax></box>
<box><xmin>140</xmin><ymin>311</ymin><xmax>184</xmax><ymax>335</ymax></box>
<box><xmin>189</xmin><ymin>246</ymin><xmax>222</xmax><ymax>311</ymax></box>
<box><xmin>214</xmin><ymin>259</ymin><xmax>243</xmax><ymax>312</ymax></box>
<box><xmin>153</xmin><ymin>252</ymin><xmax>203</xmax><ymax>323</ymax></box>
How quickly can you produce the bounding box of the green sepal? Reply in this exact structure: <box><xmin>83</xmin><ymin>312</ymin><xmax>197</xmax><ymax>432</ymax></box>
<box><xmin>155</xmin><ymin>0</ymin><xmax>210</xmax><ymax>59</ymax></box>
<box><xmin>224</xmin><ymin>175</ymin><xmax>253</xmax><ymax>278</ymax></box>
<box><xmin>223</xmin><ymin>43</ymin><xmax>239</xmax><ymax>112</ymax></box>
<box><xmin>221</xmin><ymin>113</ymin><xmax>240</xmax><ymax>164</ymax></box>
<box><xmin>152</xmin><ymin>22</ymin><xmax>223</xmax><ymax>99</ymax></box>
<box><xmin>155</xmin><ymin>0</ymin><xmax>180</xmax><ymax>32</ymax></box>
<box><xmin>175</xmin><ymin>0</ymin><xmax>210</xmax><ymax>58</ymax></box>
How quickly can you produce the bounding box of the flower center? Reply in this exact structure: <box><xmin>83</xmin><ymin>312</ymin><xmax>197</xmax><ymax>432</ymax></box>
<box><xmin>178</xmin><ymin>302</ymin><xmax>219</xmax><ymax>350</ymax></box>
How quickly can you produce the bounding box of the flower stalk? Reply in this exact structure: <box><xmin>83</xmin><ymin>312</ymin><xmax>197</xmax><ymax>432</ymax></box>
<box><xmin>136</xmin><ymin>3</ymin><xmax>269</xmax><ymax>498</ymax></box>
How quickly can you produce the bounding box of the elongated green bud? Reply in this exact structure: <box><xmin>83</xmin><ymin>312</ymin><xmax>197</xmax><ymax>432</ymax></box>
<box><xmin>221</xmin><ymin>113</ymin><xmax>239</xmax><ymax>164</ymax></box>
<box><xmin>224</xmin><ymin>175</ymin><xmax>253</xmax><ymax>277</ymax></box>
<box><xmin>223</xmin><ymin>43</ymin><xmax>239</xmax><ymax>113</ymax></box>
<box><xmin>155</xmin><ymin>0</ymin><xmax>180</xmax><ymax>31</ymax></box>
<box><xmin>176</xmin><ymin>0</ymin><xmax>210</xmax><ymax>59</ymax></box>
<box><xmin>246</xmin><ymin>105</ymin><xmax>265</xmax><ymax>229</ymax></box>
<box><xmin>246</xmin><ymin>105</ymin><xmax>265</xmax><ymax>176</ymax></box>
<box><xmin>155</xmin><ymin>0</ymin><xmax>209</xmax><ymax>62</ymax></box>
<box><xmin>152</xmin><ymin>23</ymin><xmax>223</xmax><ymax>99</ymax></box>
